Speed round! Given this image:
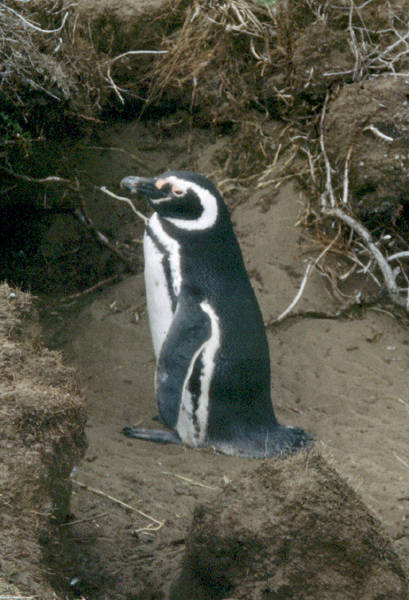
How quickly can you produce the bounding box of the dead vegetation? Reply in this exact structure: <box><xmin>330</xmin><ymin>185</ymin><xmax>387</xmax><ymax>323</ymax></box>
<box><xmin>1</xmin><ymin>0</ymin><xmax>409</xmax><ymax>133</ymax></box>
<box><xmin>0</xmin><ymin>0</ymin><xmax>189</xmax><ymax>142</ymax></box>
<box><xmin>2</xmin><ymin>0</ymin><xmax>409</xmax><ymax>316</ymax></box>
<box><xmin>144</xmin><ymin>0</ymin><xmax>278</xmax><ymax>124</ymax></box>
<box><xmin>0</xmin><ymin>0</ymin><xmax>105</xmax><ymax>138</ymax></box>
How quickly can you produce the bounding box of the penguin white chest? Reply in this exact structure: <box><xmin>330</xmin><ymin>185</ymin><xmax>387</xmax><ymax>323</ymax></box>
<box><xmin>144</xmin><ymin>213</ymin><xmax>182</xmax><ymax>359</ymax></box>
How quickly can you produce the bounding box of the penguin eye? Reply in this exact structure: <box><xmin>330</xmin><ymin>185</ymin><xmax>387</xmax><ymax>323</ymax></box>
<box><xmin>172</xmin><ymin>185</ymin><xmax>185</xmax><ymax>197</ymax></box>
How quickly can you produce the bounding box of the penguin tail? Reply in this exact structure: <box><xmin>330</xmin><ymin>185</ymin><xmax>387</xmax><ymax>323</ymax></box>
<box><xmin>273</xmin><ymin>424</ymin><xmax>315</xmax><ymax>456</ymax></box>
<box><xmin>208</xmin><ymin>424</ymin><xmax>314</xmax><ymax>459</ymax></box>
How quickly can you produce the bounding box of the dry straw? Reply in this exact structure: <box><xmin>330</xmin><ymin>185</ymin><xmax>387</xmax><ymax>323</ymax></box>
<box><xmin>145</xmin><ymin>0</ymin><xmax>278</xmax><ymax>121</ymax></box>
<box><xmin>0</xmin><ymin>1</ymin><xmax>75</xmax><ymax>103</ymax></box>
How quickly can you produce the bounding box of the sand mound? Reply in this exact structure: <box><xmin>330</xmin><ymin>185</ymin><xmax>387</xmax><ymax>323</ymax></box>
<box><xmin>172</xmin><ymin>453</ymin><xmax>407</xmax><ymax>600</ymax></box>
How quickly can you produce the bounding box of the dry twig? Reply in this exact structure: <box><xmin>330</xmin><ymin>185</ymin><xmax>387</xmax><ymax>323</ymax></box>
<box><xmin>161</xmin><ymin>471</ymin><xmax>219</xmax><ymax>491</ymax></box>
<box><xmin>99</xmin><ymin>186</ymin><xmax>149</xmax><ymax>224</ymax></box>
<box><xmin>319</xmin><ymin>93</ymin><xmax>336</xmax><ymax>209</ymax></box>
<box><xmin>270</xmin><ymin>231</ymin><xmax>342</xmax><ymax>324</ymax></box>
<box><xmin>323</xmin><ymin>207</ymin><xmax>407</xmax><ymax>308</ymax></box>
<box><xmin>72</xmin><ymin>479</ymin><xmax>164</xmax><ymax>533</ymax></box>
<box><xmin>393</xmin><ymin>451</ymin><xmax>409</xmax><ymax>470</ymax></box>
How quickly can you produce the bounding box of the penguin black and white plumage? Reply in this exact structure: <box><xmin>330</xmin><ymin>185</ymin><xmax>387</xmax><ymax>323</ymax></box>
<box><xmin>120</xmin><ymin>171</ymin><xmax>313</xmax><ymax>458</ymax></box>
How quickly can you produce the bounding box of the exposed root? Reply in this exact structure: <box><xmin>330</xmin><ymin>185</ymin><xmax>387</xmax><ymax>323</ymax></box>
<box><xmin>298</xmin><ymin>97</ymin><xmax>409</xmax><ymax>313</ymax></box>
<box><xmin>323</xmin><ymin>207</ymin><xmax>409</xmax><ymax>308</ymax></box>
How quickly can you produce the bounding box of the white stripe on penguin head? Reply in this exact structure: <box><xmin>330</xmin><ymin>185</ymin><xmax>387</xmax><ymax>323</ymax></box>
<box><xmin>152</xmin><ymin>176</ymin><xmax>219</xmax><ymax>231</ymax></box>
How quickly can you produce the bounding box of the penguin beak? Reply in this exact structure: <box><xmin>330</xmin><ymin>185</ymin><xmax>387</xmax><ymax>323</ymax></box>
<box><xmin>120</xmin><ymin>176</ymin><xmax>165</xmax><ymax>201</ymax></box>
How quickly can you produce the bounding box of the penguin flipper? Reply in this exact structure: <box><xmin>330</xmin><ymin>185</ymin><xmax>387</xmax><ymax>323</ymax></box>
<box><xmin>123</xmin><ymin>426</ymin><xmax>181</xmax><ymax>445</ymax></box>
<box><xmin>155</xmin><ymin>295</ymin><xmax>212</xmax><ymax>429</ymax></box>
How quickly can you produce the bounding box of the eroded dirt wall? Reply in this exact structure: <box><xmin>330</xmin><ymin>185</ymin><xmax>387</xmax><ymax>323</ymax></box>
<box><xmin>0</xmin><ymin>283</ymin><xmax>87</xmax><ymax>598</ymax></box>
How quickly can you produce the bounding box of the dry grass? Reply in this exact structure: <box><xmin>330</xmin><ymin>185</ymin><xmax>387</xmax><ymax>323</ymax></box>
<box><xmin>2</xmin><ymin>0</ymin><xmax>408</xmax><ymax>131</ymax></box>
<box><xmin>0</xmin><ymin>1</ymin><xmax>73</xmax><ymax>106</ymax></box>
<box><xmin>0</xmin><ymin>0</ymin><xmax>107</xmax><ymax>140</ymax></box>
<box><xmin>145</xmin><ymin>0</ymin><xmax>279</xmax><ymax>123</ymax></box>
<box><xmin>141</xmin><ymin>0</ymin><xmax>409</xmax><ymax>123</ymax></box>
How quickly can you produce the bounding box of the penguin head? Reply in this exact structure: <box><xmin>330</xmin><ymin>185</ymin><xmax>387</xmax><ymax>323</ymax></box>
<box><xmin>120</xmin><ymin>171</ymin><xmax>226</xmax><ymax>231</ymax></box>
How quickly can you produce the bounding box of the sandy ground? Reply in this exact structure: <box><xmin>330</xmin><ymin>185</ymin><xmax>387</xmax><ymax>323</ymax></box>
<box><xmin>38</xmin><ymin>123</ymin><xmax>409</xmax><ymax>598</ymax></box>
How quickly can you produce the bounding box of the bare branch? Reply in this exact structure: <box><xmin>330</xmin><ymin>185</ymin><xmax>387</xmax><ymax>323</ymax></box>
<box><xmin>323</xmin><ymin>207</ymin><xmax>407</xmax><ymax>308</ymax></box>
<box><xmin>364</xmin><ymin>125</ymin><xmax>394</xmax><ymax>143</ymax></box>
<box><xmin>319</xmin><ymin>93</ymin><xmax>336</xmax><ymax>208</ymax></box>
<box><xmin>0</xmin><ymin>4</ymin><xmax>70</xmax><ymax>33</ymax></box>
<box><xmin>98</xmin><ymin>186</ymin><xmax>149</xmax><ymax>224</ymax></box>
<box><xmin>0</xmin><ymin>166</ymin><xmax>79</xmax><ymax>189</ymax></box>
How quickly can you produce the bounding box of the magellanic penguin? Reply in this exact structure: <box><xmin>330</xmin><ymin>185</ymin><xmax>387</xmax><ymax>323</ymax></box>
<box><xmin>120</xmin><ymin>171</ymin><xmax>313</xmax><ymax>458</ymax></box>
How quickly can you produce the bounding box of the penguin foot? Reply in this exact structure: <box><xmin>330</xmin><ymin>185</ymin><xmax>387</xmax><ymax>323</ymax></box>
<box><xmin>123</xmin><ymin>427</ymin><xmax>182</xmax><ymax>445</ymax></box>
